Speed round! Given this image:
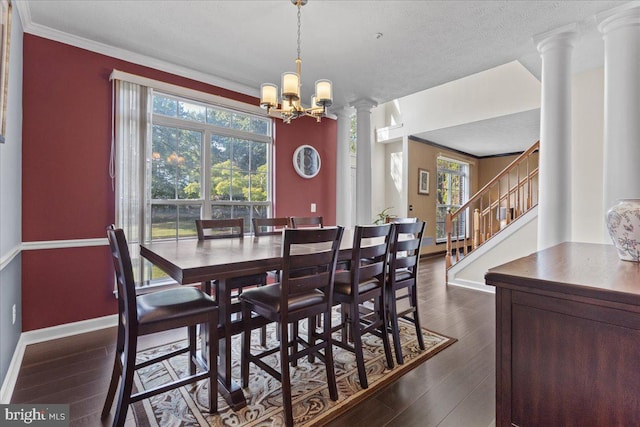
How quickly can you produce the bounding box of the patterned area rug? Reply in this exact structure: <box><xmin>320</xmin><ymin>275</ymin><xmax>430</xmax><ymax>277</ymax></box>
<box><xmin>130</xmin><ymin>314</ymin><xmax>456</xmax><ymax>426</ymax></box>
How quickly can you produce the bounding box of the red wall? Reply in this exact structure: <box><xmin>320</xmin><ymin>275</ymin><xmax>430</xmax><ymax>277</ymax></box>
<box><xmin>22</xmin><ymin>34</ymin><xmax>337</xmax><ymax>331</ymax></box>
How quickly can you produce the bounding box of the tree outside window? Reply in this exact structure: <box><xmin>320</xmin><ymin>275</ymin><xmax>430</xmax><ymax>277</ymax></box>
<box><xmin>150</xmin><ymin>93</ymin><xmax>272</xmax><ymax>246</ymax></box>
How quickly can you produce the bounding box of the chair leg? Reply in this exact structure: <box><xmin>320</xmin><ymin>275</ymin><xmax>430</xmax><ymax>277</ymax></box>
<box><xmin>341</xmin><ymin>303</ymin><xmax>350</xmax><ymax>344</ymax></box>
<box><xmin>207</xmin><ymin>313</ymin><xmax>218</xmax><ymax>414</ymax></box>
<box><xmin>241</xmin><ymin>303</ymin><xmax>251</xmax><ymax>388</ymax></box>
<box><xmin>260</xmin><ymin>324</ymin><xmax>267</xmax><ymax>347</ymax></box>
<box><xmin>101</xmin><ymin>353</ymin><xmax>122</xmax><ymax>419</ymax></box>
<box><xmin>388</xmin><ymin>289</ymin><xmax>404</xmax><ymax>365</ymax></box>
<box><xmin>102</xmin><ymin>319</ymin><xmax>125</xmax><ymax>420</ymax></box>
<box><xmin>291</xmin><ymin>321</ymin><xmax>299</xmax><ymax>367</ymax></box>
<box><xmin>323</xmin><ymin>309</ymin><xmax>338</xmax><ymax>401</ymax></box>
<box><xmin>409</xmin><ymin>285</ymin><xmax>425</xmax><ymax>350</ymax></box>
<box><xmin>113</xmin><ymin>333</ymin><xmax>137</xmax><ymax>427</ymax></box>
<box><xmin>280</xmin><ymin>321</ymin><xmax>294</xmax><ymax>427</ymax></box>
<box><xmin>188</xmin><ymin>325</ymin><xmax>197</xmax><ymax>376</ymax></box>
<box><xmin>350</xmin><ymin>302</ymin><xmax>368</xmax><ymax>389</ymax></box>
<box><xmin>378</xmin><ymin>292</ymin><xmax>394</xmax><ymax>369</ymax></box>
<box><xmin>308</xmin><ymin>315</ymin><xmax>317</xmax><ymax>363</ymax></box>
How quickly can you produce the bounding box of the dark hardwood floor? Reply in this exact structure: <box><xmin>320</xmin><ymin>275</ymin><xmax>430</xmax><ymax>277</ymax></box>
<box><xmin>10</xmin><ymin>256</ymin><xmax>495</xmax><ymax>426</ymax></box>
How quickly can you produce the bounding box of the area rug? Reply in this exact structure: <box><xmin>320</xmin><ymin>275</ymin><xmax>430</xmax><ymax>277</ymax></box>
<box><xmin>130</xmin><ymin>313</ymin><xmax>456</xmax><ymax>426</ymax></box>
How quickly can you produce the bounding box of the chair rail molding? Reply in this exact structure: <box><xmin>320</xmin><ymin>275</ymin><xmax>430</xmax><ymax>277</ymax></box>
<box><xmin>21</xmin><ymin>237</ymin><xmax>109</xmax><ymax>251</ymax></box>
<box><xmin>0</xmin><ymin>244</ymin><xmax>20</xmax><ymax>271</ymax></box>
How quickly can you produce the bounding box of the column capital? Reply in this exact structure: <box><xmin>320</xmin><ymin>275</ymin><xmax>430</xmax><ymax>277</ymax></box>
<box><xmin>351</xmin><ymin>98</ymin><xmax>378</xmax><ymax>112</ymax></box>
<box><xmin>333</xmin><ymin>106</ymin><xmax>354</xmax><ymax>120</ymax></box>
<box><xmin>597</xmin><ymin>3</ymin><xmax>640</xmax><ymax>35</ymax></box>
<box><xmin>533</xmin><ymin>23</ymin><xmax>579</xmax><ymax>54</ymax></box>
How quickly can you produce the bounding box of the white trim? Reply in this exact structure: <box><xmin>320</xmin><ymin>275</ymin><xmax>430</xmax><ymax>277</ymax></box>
<box><xmin>447</xmin><ymin>278</ymin><xmax>495</xmax><ymax>293</ymax></box>
<box><xmin>110</xmin><ymin>69</ymin><xmax>265</xmax><ymax>117</ymax></box>
<box><xmin>0</xmin><ymin>334</ymin><xmax>26</xmax><ymax>404</ymax></box>
<box><xmin>21</xmin><ymin>314</ymin><xmax>118</xmax><ymax>345</ymax></box>
<box><xmin>22</xmin><ymin>238</ymin><xmax>108</xmax><ymax>251</ymax></box>
<box><xmin>0</xmin><ymin>314</ymin><xmax>118</xmax><ymax>403</ymax></box>
<box><xmin>0</xmin><ymin>244</ymin><xmax>20</xmax><ymax>271</ymax></box>
<box><xmin>16</xmin><ymin>5</ymin><xmax>258</xmax><ymax>99</ymax></box>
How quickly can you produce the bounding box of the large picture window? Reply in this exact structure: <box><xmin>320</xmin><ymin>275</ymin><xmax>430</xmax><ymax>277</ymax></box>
<box><xmin>112</xmin><ymin>76</ymin><xmax>272</xmax><ymax>287</ymax></box>
<box><xmin>150</xmin><ymin>93</ymin><xmax>271</xmax><ymax>243</ymax></box>
<box><xmin>436</xmin><ymin>157</ymin><xmax>469</xmax><ymax>242</ymax></box>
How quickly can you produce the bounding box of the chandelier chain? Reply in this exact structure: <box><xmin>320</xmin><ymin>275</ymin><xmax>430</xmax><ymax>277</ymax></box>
<box><xmin>297</xmin><ymin>2</ymin><xmax>301</xmax><ymax>60</ymax></box>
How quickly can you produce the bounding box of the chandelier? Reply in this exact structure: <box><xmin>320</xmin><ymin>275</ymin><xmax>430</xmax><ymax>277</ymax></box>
<box><xmin>259</xmin><ymin>0</ymin><xmax>333</xmax><ymax>124</ymax></box>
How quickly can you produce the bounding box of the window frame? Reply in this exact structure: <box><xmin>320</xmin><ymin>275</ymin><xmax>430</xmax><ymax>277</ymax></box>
<box><xmin>435</xmin><ymin>156</ymin><xmax>469</xmax><ymax>243</ymax></box>
<box><xmin>145</xmin><ymin>91</ymin><xmax>273</xmax><ymax>284</ymax></box>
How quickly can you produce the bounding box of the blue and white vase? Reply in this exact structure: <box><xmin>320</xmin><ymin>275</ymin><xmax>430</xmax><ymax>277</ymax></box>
<box><xmin>606</xmin><ymin>199</ymin><xmax>640</xmax><ymax>262</ymax></box>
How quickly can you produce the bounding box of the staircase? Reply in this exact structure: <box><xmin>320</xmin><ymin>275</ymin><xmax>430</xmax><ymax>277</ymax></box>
<box><xmin>445</xmin><ymin>141</ymin><xmax>540</xmax><ymax>283</ymax></box>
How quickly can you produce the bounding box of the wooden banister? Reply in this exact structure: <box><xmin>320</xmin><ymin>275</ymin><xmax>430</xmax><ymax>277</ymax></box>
<box><xmin>445</xmin><ymin>141</ymin><xmax>540</xmax><ymax>271</ymax></box>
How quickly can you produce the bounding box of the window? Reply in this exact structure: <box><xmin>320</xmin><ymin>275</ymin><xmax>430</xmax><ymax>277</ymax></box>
<box><xmin>436</xmin><ymin>157</ymin><xmax>469</xmax><ymax>242</ymax></box>
<box><xmin>150</xmin><ymin>93</ymin><xmax>272</xmax><ymax>244</ymax></box>
<box><xmin>112</xmin><ymin>77</ymin><xmax>272</xmax><ymax>287</ymax></box>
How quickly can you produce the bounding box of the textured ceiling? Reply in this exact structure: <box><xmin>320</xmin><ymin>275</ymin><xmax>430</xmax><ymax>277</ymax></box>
<box><xmin>413</xmin><ymin>109</ymin><xmax>541</xmax><ymax>157</ymax></box>
<box><xmin>20</xmin><ymin>0</ymin><xmax>626</xmax><ymax>155</ymax></box>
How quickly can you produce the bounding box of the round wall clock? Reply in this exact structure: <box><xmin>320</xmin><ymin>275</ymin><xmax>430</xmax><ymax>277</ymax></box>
<box><xmin>293</xmin><ymin>145</ymin><xmax>321</xmax><ymax>179</ymax></box>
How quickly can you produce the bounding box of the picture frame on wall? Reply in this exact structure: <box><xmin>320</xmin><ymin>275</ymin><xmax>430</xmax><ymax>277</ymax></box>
<box><xmin>418</xmin><ymin>168</ymin><xmax>430</xmax><ymax>195</ymax></box>
<box><xmin>0</xmin><ymin>0</ymin><xmax>11</xmax><ymax>144</ymax></box>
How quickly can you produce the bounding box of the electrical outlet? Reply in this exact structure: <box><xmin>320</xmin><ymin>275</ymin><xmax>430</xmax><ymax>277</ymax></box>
<box><xmin>311</xmin><ymin>203</ymin><xmax>316</xmax><ymax>213</ymax></box>
<box><xmin>12</xmin><ymin>304</ymin><xmax>16</xmax><ymax>325</ymax></box>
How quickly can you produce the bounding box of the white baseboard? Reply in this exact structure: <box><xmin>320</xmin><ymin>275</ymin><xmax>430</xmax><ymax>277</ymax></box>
<box><xmin>447</xmin><ymin>278</ymin><xmax>496</xmax><ymax>294</ymax></box>
<box><xmin>0</xmin><ymin>314</ymin><xmax>118</xmax><ymax>403</ymax></box>
<box><xmin>0</xmin><ymin>334</ymin><xmax>27</xmax><ymax>404</ymax></box>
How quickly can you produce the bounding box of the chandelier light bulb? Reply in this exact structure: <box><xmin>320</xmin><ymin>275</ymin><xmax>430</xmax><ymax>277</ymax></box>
<box><xmin>260</xmin><ymin>83</ymin><xmax>278</xmax><ymax>109</ymax></box>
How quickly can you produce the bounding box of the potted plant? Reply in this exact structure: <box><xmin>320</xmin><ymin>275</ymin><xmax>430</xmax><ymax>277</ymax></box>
<box><xmin>373</xmin><ymin>207</ymin><xmax>395</xmax><ymax>224</ymax></box>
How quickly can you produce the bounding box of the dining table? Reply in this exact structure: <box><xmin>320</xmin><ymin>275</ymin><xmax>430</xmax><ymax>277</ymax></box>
<box><xmin>139</xmin><ymin>228</ymin><xmax>362</xmax><ymax>410</ymax></box>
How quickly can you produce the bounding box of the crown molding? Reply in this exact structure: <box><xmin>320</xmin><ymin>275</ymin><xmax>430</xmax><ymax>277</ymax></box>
<box><xmin>15</xmin><ymin>1</ymin><xmax>259</xmax><ymax>98</ymax></box>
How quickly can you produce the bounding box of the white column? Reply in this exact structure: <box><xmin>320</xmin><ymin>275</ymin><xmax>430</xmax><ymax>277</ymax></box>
<box><xmin>598</xmin><ymin>4</ymin><xmax>640</xmax><ymax>219</ymax></box>
<box><xmin>352</xmin><ymin>99</ymin><xmax>377</xmax><ymax>225</ymax></box>
<box><xmin>533</xmin><ymin>25</ymin><xmax>578</xmax><ymax>250</ymax></box>
<box><xmin>335</xmin><ymin>107</ymin><xmax>353</xmax><ymax>229</ymax></box>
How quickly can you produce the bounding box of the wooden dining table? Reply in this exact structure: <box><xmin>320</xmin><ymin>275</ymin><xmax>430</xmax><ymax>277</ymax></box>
<box><xmin>139</xmin><ymin>228</ymin><xmax>361</xmax><ymax>410</ymax></box>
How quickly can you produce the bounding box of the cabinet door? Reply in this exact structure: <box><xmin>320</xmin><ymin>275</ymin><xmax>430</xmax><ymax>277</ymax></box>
<box><xmin>507</xmin><ymin>290</ymin><xmax>640</xmax><ymax>426</ymax></box>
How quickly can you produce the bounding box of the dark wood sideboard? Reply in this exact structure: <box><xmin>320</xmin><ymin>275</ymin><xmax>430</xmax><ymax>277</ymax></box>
<box><xmin>485</xmin><ymin>242</ymin><xmax>640</xmax><ymax>426</ymax></box>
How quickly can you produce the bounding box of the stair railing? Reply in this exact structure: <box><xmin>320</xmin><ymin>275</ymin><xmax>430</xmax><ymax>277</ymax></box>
<box><xmin>445</xmin><ymin>141</ymin><xmax>540</xmax><ymax>270</ymax></box>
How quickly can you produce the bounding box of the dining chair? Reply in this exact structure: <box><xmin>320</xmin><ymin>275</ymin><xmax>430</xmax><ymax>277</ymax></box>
<box><xmin>196</xmin><ymin>218</ymin><xmax>269</xmax><ymax>346</ymax></box>
<box><xmin>290</xmin><ymin>215</ymin><xmax>323</xmax><ymax>228</ymax></box>
<box><xmin>386</xmin><ymin>220</ymin><xmax>426</xmax><ymax>364</ymax></box>
<box><xmin>252</xmin><ymin>217</ymin><xmax>289</xmax><ymax>236</ymax></box>
<box><xmin>387</xmin><ymin>217</ymin><xmax>418</xmax><ymax>223</ymax></box>
<box><xmin>102</xmin><ymin>225</ymin><xmax>219</xmax><ymax>427</ymax></box>
<box><xmin>240</xmin><ymin>226</ymin><xmax>344</xmax><ymax>427</ymax></box>
<box><xmin>326</xmin><ymin>223</ymin><xmax>394</xmax><ymax>388</ymax></box>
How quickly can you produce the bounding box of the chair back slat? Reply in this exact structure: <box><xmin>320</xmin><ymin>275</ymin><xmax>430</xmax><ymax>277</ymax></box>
<box><xmin>359</xmin><ymin>261</ymin><xmax>384</xmax><ymax>278</ymax></box>
<box><xmin>196</xmin><ymin>219</ymin><xmax>244</xmax><ymax>240</ymax></box>
<box><xmin>349</xmin><ymin>223</ymin><xmax>393</xmax><ymax>289</ymax></box>
<box><xmin>389</xmin><ymin>221</ymin><xmax>426</xmax><ymax>283</ymax></box>
<box><xmin>290</xmin><ymin>216</ymin><xmax>324</xmax><ymax>228</ymax></box>
<box><xmin>395</xmin><ymin>238</ymin><xmax>421</xmax><ymax>252</ymax></box>
<box><xmin>280</xmin><ymin>227</ymin><xmax>343</xmax><ymax>314</ymax></box>
<box><xmin>360</xmin><ymin>243</ymin><xmax>387</xmax><ymax>259</ymax></box>
<box><xmin>288</xmin><ymin>271</ymin><xmax>331</xmax><ymax>295</ymax></box>
<box><xmin>387</xmin><ymin>217</ymin><xmax>418</xmax><ymax>224</ymax></box>
<box><xmin>253</xmin><ymin>217</ymin><xmax>289</xmax><ymax>236</ymax></box>
<box><xmin>393</xmin><ymin>254</ymin><xmax>418</xmax><ymax>270</ymax></box>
